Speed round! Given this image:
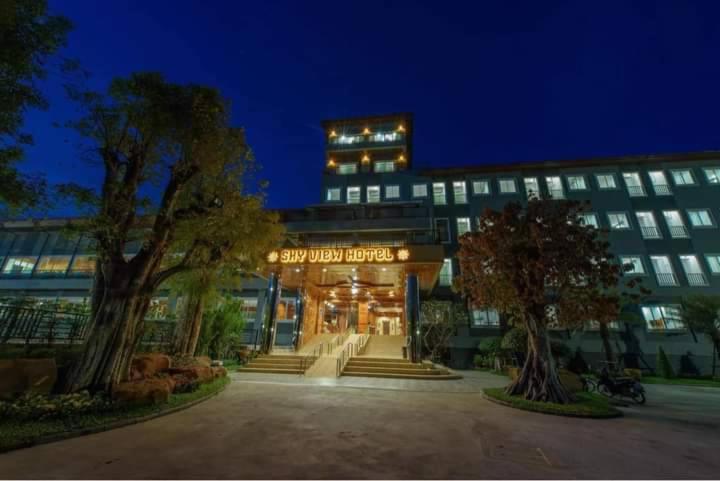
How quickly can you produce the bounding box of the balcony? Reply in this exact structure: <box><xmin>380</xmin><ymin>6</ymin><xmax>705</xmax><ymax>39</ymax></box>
<box><xmin>327</xmin><ymin>132</ymin><xmax>406</xmax><ymax>151</ymax></box>
<box><xmin>640</xmin><ymin>226</ymin><xmax>662</xmax><ymax>239</ymax></box>
<box><xmin>668</xmin><ymin>225</ymin><xmax>689</xmax><ymax>238</ymax></box>
<box><xmin>652</xmin><ymin>184</ymin><xmax>672</xmax><ymax>196</ymax></box>
<box><xmin>655</xmin><ymin>272</ymin><xmax>679</xmax><ymax>286</ymax></box>
<box><xmin>626</xmin><ymin>185</ymin><xmax>645</xmax><ymax>197</ymax></box>
<box><xmin>686</xmin><ymin>272</ymin><xmax>709</xmax><ymax>286</ymax></box>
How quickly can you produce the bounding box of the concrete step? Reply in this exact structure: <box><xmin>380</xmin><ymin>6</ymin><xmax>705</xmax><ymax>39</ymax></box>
<box><xmin>342</xmin><ymin>371</ymin><xmax>462</xmax><ymax>380</ymax></box>
<box><xmin>246</xmin><ymin>362</ymin><xmax>303</xmax><ymax>370</ymax></box>
<box><xmin>352</xmin><ymin>357</ymin><xmax>411</xmax><ymax>364</ymax></box>
<box><xmin>238</xmin><ymin>367</ymin><xmax>304</xmax><ymax>374</ymax></box>
<box><xmin>250</xmin><ymin>357</ymin><xmax>303</xmax><ymax>365</ymax></box>
<box><xmin>344</xmin><ymin>365</ymin><xmax>450</xmax><ymax>375</ymax></box>
<box><xmin>262</xmin><ymin>354</ymin><xmax>301</xmax><ymax>360</ymax></box>
<box><xmin>346</xmin><ymin>360</ymin><xmax>420</xmax><ymax>369</ymax></box>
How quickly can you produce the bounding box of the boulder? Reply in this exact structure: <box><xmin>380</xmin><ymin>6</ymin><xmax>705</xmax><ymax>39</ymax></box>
<box><xmin>0</xmin><ymin>359</ymin><xmax>57</xmax><ymax>400</ymax></box>
<box><xmin>113</xmin><ymin>378</ymin><xmax>173</xmax><ymax>405</ymax></box>
<box><xmin>165</xmin><ymin>366</ymin><xmax>214</xmax><ymax>384</ymax></box>
<box><xmin>129</xmin><ymin>354</ymin><xmax>172</xmax><ymax>380</ymax></box>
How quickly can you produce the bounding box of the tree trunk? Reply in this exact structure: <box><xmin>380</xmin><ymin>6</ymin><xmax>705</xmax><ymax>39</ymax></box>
<box><xmin>172</xmin><ymin>294</ymin><xmax>205</xmax><ymax>356</ymax></box>
<box><xmin>598</xmin><ymin>321</ymin><xmax>616</xmax><ymax>365</ymax></box>
<box><xmin>506</xmin><ymin>313</ymin><xmax>575</xmax><ymax>404</ymax></box>
<box><xmin>63</xmin><ymin>281</ymin><xmax>152</xmax><ymax>393</ymax></box>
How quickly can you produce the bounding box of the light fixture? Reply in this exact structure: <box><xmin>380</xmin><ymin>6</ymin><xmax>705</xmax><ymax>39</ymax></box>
<box><xmin>362</xmin><ymin>127</ymin><xmax>370</xmax><ymax>135</ymax></box>
<box><xmin>397</xmin><ymin>124</ymin><xmax>405</xmax><ymax>132</ymax></box>
<box><xmin>295</xmin><ymin>268</ymin><xmax>300</xmax><ymax>273</ymax></box>
<box><xmin>398</xmin><ymin>154</ymin><xmax>406</xmax><ymax>162</ymax></box>
<box><xmin>381</xmin><ymin>267</ymin><xmax>387</xmax><ymax>272</ymax></box>
<box><xmin>329</xmin><ymin>130</ymin><xmax>337</xmax><ymax>137</ymax></box>
<box><xmin>322</xmin><ymin>267</ymin><xmax>327</xmax><ymax>272</ymax></box>
<box><xmin>327</xmin><ymin>159</ymin><xmax>336</xmax><ymax>168</ymax></box>
<box><xmin>351</xmin><ymin>267</ymin><xmax>356</xmax><ymax>272</ymax></box>
<box><xmin>361</xmin><ymin>154</ymin><xmax>370</xmax><ymax>163</ymax></box>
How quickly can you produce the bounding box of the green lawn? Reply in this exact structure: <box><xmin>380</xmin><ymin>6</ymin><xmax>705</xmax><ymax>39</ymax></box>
<box><xmin>0</xmin><ymin>376</ymin><xmax>230</xmax><ymax>453</ymax></box>
<box><xmin>484</xmin><ymin>387</ymin><xmax>622</xmax><ymax>418</ymax></box>
<box><xmin>641</xmin><ymin>376</ymin><xmax>720</xmax><ymax>388</ymax></box>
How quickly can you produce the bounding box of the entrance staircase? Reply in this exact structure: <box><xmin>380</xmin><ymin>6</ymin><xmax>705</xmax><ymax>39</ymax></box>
<box><xmin>239</xmin><ymin>354</ymin><xmax>304</xmax><ymax>374</ymax></box>
<box><xmin>341</xmin><ymin>357</ymin><xmax>462</xmax><ymax>380</ymax></box>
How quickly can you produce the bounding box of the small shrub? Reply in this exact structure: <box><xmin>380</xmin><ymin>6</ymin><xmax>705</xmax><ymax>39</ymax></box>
<box><xmin>473</xmin><ymin>354</ymin><xmax>485</xmax><ymax>368</ymax></box>
<box><xmin>656</xmin><ymin>346</ymin><xmax>675</xmax><ymax>379</ymax></box>
<box><xmin>501</xmin><ymin>327</ymin><xmax>528</xmax><ymax>353</ymax></box>
<box><xmin>0</xmin><ymin>391</ymin><xmax>112</xmax><ymax>421</ymax></box>
<box><xmin>477</xmin><ymin>337</ymin><xmax>502</xmax><ymax>355</ymax></box>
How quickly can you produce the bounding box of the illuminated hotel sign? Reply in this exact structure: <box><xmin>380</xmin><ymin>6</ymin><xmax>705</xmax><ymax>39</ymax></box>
<box><xmin>267</xmin><ymin>247</ymin><xmax>410</xmax><ymax>265</ymax></box>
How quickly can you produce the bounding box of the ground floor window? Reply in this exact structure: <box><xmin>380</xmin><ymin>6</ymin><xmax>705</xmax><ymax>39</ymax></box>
<box><xmin>1</xmin><ymin>256</ymin><xmax>36</xmax><ymax>275</ymax></box>
<box><xmin>471</xmin><ymin>308</ymin><xmax>499</xmax><ymax>327</ymax></box>
<box><xmin>586</xmin><ymin>320</ymin><xmax>622</xmax><ymax>330</ymax></box>
<box><xmin>439</xmin><ymin>258</ymin><xmax>453</xmax><ymax>286</ymax></box>
<box><xmin>641</xmin><ymin>305</ymin><xmax>685</xmax><ymax>331</ymax></box>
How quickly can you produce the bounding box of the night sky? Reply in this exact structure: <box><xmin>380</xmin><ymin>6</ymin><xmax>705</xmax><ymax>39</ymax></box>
<box><xmin>19</xmin><ymin>0</ymin><xmax>720</xmax><ymax>214</ymax></box>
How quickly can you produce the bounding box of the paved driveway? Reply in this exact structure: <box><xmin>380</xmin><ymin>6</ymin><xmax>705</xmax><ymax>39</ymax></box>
<box><xmin>0</xmin><ymin>372</ymin><xmax>718</xmax><ymax>479</ymax></box>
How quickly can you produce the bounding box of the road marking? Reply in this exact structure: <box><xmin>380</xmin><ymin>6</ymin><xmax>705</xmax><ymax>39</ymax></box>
<box><xmin>536</xmin><ymin>447</ymin><xmax>553</xmax><ymax>467</ymax></box>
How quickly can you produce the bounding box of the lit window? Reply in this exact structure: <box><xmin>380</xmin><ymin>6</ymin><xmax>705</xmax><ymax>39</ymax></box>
<box><xmin>620</xmin><ymin>256</ymin><xmax>645</xmax><ymax>275</ymax></box>
<box><xmin>439</xmin><ymin>258</ymin><xmax>453</xmax><ymax>286</ymax></box>
<box><xmin>622</xmin><ymin>172</ymin><xmax>645</xmax><ymax>196</ymax></box>
<box><xmin>374</xmin><ymin>161</ymin><xmax>395</xmax><ymax>173</ymax></box>
<box><xmin>412</xmin><ymin>184</ymin><xmax>427</xmax><ymax>198</ymax></box>
<box><xmin>68</xmin><ymin>255</ymin><xmax>96</xmax><ymax>276</ymax></box>
<box><xmin>472</xmin><ymin>308</ymin><xmax>500</xmax><ymax>327</ymax></box>
<box><xmin>326</xmin><ymin>188</ymin><xmax>341</xmax><ymax>202</ymax></box>
<box><xmin>567</xmin><ymin>175</ymin><xmax>587</xmax><ymax>191</ymax></box>
<box><xmin>703</xmin><ymin>167</ymin><xmax>720</xmax><ymax>184</ymax></box>
<box><xmin>662</xmin><ymin>210</ymin><xmax>689</xmax><ymax>238</ymax></box>
<box><xmin>648</xmin><ymin>171</ymin><xmax>672</xmax><ymax>195</ymax></box>
<box><xmin>687</xmin><ymin>209</ymin><xmax>715</xmax><ymax>227</ymax></box>
<box><xmin>579</xmin><ymin>213</ymin><xmax>599</xmax><ymax>228</ymax></box>
<box><xmin>635</xmin><ymin>211</ymin><xmax>661</xmax><ymax>239</ymax></box>
<box><xmin>457</xmin><ymin>217</ymin><xmax>471</xmax><ymax>237</ymax></box>
<box><xmin>453</xmin><ymin>181</ymin><xmax>467</xmax><ymax>203</ymax></box>
<box><xmin>607</xmin><ymin>212</ymin><xmax>631</xmax><ymax>230</ymax></box>
<box><xmin>337</xmin><ymin>163</ymin><xmax>357</xmax><ymax>175</ymax></box>
<box><xmin>524</xmin><ymin>177</ymin><xmax>539</xmax><ymax>199</ymax></box>
<box><xmin>367</xmin><ymin>186</ymin><xmax>381</xmax><ymax>203</ymax></box>
<box><xmin>433</xmin><ymin>182</ymin><xmax>446</xmax><ymax>205</ymax></box>
<box><xmin>385</xmin><ymin>185</ymin><xmax>400</xmax><ymax>199</ymax></box>
<box><xmin>596</xmin><ymin>173</ymin><xmax>617</xmax><ymax>189</ymax></box>
<box><xmin>472</xmin><ymin>180</ymin><xmax>490</xmax><ymax>195</ymax></box>
<box><xmin>545</xmin><ymin>176</ymin><xmax>564</xmax><ymax>198</ymax></box>
<box><xmin>1</xmin><ymin>256</ymin><xmax>36</xmax><ymax>276</ymax></box>
<box><xmin>706</xmin><ymin>254</ymin><xmax>720</xmax><ymax>275</ymax></box>
<box><xmin>434</xmin><ymin>219</ymin><xmax>451</xmax><ymax>243</ymax></box>
<box><xmin>35</xmin><ymin>256</ymin><xmax>71</xmax><ymax>276</ymax></box>
<box><xmin>347</xmin><ymin>186</ymin><xmax>361</xmax><ymax>204</ymax></box>
<box><xmin>642</xmin><ymin>305</ymin><xmax>685</xmax><ymax>330</ymax></box>
<box><xmin>498</xmin><ymin>178</ymin><xmax>517</xmax><ymax>194</ymax></box>
<box><xmin>679</xmin><ymin>254</ymin><xmax>708</xmax><ymax>286</ymax></box>
<box><xmin>671</xmin><ymin>169</ymin><xmax>696</xmax><ymax>186</ymax></box>
<box><xmin>650</xmin><ymin>255</ymin><xmax>678</xmax><ymax>286</ymax></box>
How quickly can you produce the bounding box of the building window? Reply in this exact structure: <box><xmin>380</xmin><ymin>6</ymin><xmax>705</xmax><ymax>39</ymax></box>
<box><xmin>595</xmin><ymin>173</ymin><xmax>617</xmax><ymax>189</ymax></box>
<box><xmin>337</xmin><ymin>163</ymin><xmax>357</xmax><ymax>175</ymax></box>
<box><xmin>456</xmin><ymin>217</ymin><xmax>471</xmax><ymax>237</ymax></box>
<box><xmin>69</xmin><ymin>255</ymin><xmax>95</xmax><ymax>276</ymax></box>
<box><xmin>662</xmin><ymin>210</ymin><xmax>689</xmax><ymax>238</ymax></box>
<box><xmin>434</xmin><ymin>218</ymin><xmax>451</xmax><ymax>243</ymax></box>
<box><xmin>472</xmin><ymin>180</ymin><xmax>490</xmax><ymax>195</ymax></box>
<box><xmin>374</xmin><ymin>161</ymin><xmax>395</xmax><ymax>173</ymax></box>
<box><xmin>650</xmin><ymin>255</ymin><xmax>678</xmax><ymax>286</ymax></box>
<box><xmin>472</xmin><ymin>308</ymin><xmax>500</xmax><ymax>327</ymax></box>
<box><xmin>412</xmin><ymin>184</ymin><xmax>428</xmax><ymax>198</ymax></box>
<box><xmin>385</xmin><ymin>185</ymin><xmax>400</xmax><ymax>199</ymax></box>
<box><xmin>706</xmin><ymin>254</ymin><xmax>720</xmax><ymax>275</ymax></box>
<box><xmin>433</xmin><ymin>182</ymin><xmax>447</xmax><ymax>205</ymax></box>
<box><xmin>498</xmin><ymin>178</ymin><xmax>517</xmax><ymax>194</ymax></box>
<box><xmin>524</xmin><ymin>177</ymin><xmax>540</xmax><ymax>199</ymax></box>
<box><xmin>367</xmin><ymin>185</ymin><xmax>381</xmax><ymax>203</ymax></box>
<box><xmin>679</xmin><ymin>254</ymin><xmax>708</xmax><ymax>286</ymax></box>
<box><xmin>34</xmin><ymin>255</ymin><xmax>71</xmax><ymax>276</ymax></box>
<box><xmin>648</xmin><ymin>171</ymin><xmax>672</xmax><ymax>196</ymax></box>
<box><xmin>579</xmin><ymin>213</ymin><xmax>599</xmax><ymax>228</ymax></box>
<box><xmin>620</xmin><ymin>256</ymin><xmax>645</xmax><ymax>275</ymax></box>
<box><xmin>1</xmin><ymin>256</ymin><xmax>36</xmax><ymax>276</ymax></box>
<box><xmin>347</xmin><ymin>186</ymin><xmax>361</xmax><ymax>204</ymax></box>
<box><xmin>687</xmin><ymin>209</ymin><xmax>715</xmax><ymax>228</ymax></box>
<box><xmin>671</xmin><ymin>169</ymin><xmax>696</xmax><ymax>186</ymax></box>
<box><xmin>439</xmin><ymin>258</ymin><xmax>453</xmax><ymax>286</ymax></box>
<box><xmin>642</xmin><ymin>305</ymin><xmax>685</xmax><ymax>331</ymax></box>
<box><xmin>453</xmin><ymin>181</ymin><xmax>467</xmax><ymax>204</ymax></box>
<box><xmin>622</xmin><ymin>172</ymin><xmax>645</xmax><ymax>196</ymax></box>
<box><xmin>567</xmin><ymin>175</ymin><xmax>587</xmax><ymax>191</ymax></box>
<box><xmin>703</xmin><ymin>167</ymin><xmax>720</xmax><ymax>184</ymax></box>
<box><xmin>635</xmin><ymin>211</ymin><xmax>661</xmax><ymax>239</ymax></box>
<box><xmin>545</xmin><ymin>176</ymin><xmax>564</xmax><ymax>199</ymax></box>
<box><xmin>326</xmin><ymin>188</ymin><xmax>341</xmax><ymax>202</ymax></box>
<box><xmin>608</xmin><ymin>212</ymin><xmax>631</xmax><ymax>230</ymax></box>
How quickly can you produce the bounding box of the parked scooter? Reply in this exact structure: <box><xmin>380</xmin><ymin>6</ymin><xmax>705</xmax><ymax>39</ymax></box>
<box><xmin>597</xmin><ymin>365</ymin><xmax>646</xmax><ymax>404</ymax></box>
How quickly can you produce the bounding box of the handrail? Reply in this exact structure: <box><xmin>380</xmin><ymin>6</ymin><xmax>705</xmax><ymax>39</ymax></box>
<box><xmin>336</xmin><ymin>342</ymin><xmax>355</xmax><ymax>377</ymax></box>
<box><xmin>300</xmin><ymin>342</ymin><xmax>323</xmax><ymax>374</ymax></box>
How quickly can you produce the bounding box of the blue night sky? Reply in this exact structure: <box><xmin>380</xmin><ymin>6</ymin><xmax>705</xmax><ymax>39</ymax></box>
<box><xmin>20</xmin><ymin>0</ymin><xmax>720</xmax><ymax>213</ymax></box>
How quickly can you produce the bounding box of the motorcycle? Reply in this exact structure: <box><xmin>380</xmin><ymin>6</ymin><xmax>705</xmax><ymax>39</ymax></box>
<box><xmin>596</xmin><ymin>366</ymin><xmax>646</xmax><ymax>404</ymax></box>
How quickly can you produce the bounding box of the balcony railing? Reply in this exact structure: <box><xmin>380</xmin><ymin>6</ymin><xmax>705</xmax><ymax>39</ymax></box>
<box><xmin>652</xmin><ymin>184</ymin><xmax>672</xmax><ymax>196</ymax></box>
<box><xmin>655</xmin><ymin>272</ymin><xmax>679</xmax><ymax>286</ymax></box>
<box><xmin>626</xmin><ymin>185</ymin><xmax>645</xmax><ymax>197</ymax></box>
<box><xmin>640</xmin><ymin>226</ymin><xmax>662</xmax><ymax>239</ymax></box>
<box><xmin>668</xmin><ymin>225</ymin><xmax>689</xmax><ymax>238</ymax></box>
<box><xmin>686</xmin><ymin>272</ymin><xmax>709</xmax><ymax>286</ymax></box>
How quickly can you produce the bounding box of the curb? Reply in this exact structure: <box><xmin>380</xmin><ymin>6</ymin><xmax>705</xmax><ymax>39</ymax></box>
<box><xmin>482</xmin><ymin>392</ymin><xmax>623</xmax><ymax>419</ymax></box>
<box><xmin>0</xmin><ymin>378</ymin><xmax>230</xmax><ymax>455</ymax></box>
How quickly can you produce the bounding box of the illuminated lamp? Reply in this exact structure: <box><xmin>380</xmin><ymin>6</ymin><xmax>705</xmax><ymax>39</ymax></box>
<box><xmin>397</xmin><ymin>124</ymin><xmax>405</xmax><ymax>132</ymax></box>
<box><xmin>361</xmin><ymin>154</ymin><xmax>370</xmax><ymax>163</ymax></box>
<box><xmin>362</xmin><ymin>127</ymin><xmax>370</xmax><ymax>135</ymax></box>
<box><xmin>329</xmin><ymin>130</ymin><xmax>337</xmax><ymax>137</ymax></box>
<box><xmin>327</xmin><ymin>159</ymin><xmax>336</xmax><ymax>168</ymax></box>
<box><xmin>398</xmin><ymin>154</ymin><xmax>406</xmax><ymax>162</ymax></box>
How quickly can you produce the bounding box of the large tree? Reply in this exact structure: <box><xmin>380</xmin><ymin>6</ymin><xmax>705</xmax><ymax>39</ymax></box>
<box><xmin>455</xmin><ymin>199</ymin><xmax>636</xmax><ymax>404</ymax></box>
<box><xmin>60</xmin><ymin>72</ymin><xmax>281</xmax><ymax>393</ymax></box>
<box><xmin>0</xmin><ymin>0</ymin><xmax>71</xmax><ymax>210</ymax></box>
<box><xmin>681</xmin><ymin>295</ymin><xmax>720</xmax><ymax>377</ymax></box>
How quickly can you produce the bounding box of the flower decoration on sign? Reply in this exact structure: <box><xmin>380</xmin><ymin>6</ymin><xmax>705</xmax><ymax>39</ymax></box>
<box><xmin>397</xmin><ymin>248</ymin><xmax>410</xmax><ymax>261</ymax></box>
<box><xmin>267</xmin><ymin>251</ymin><xmax>279</xmax><ymax>263</ymax></box>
